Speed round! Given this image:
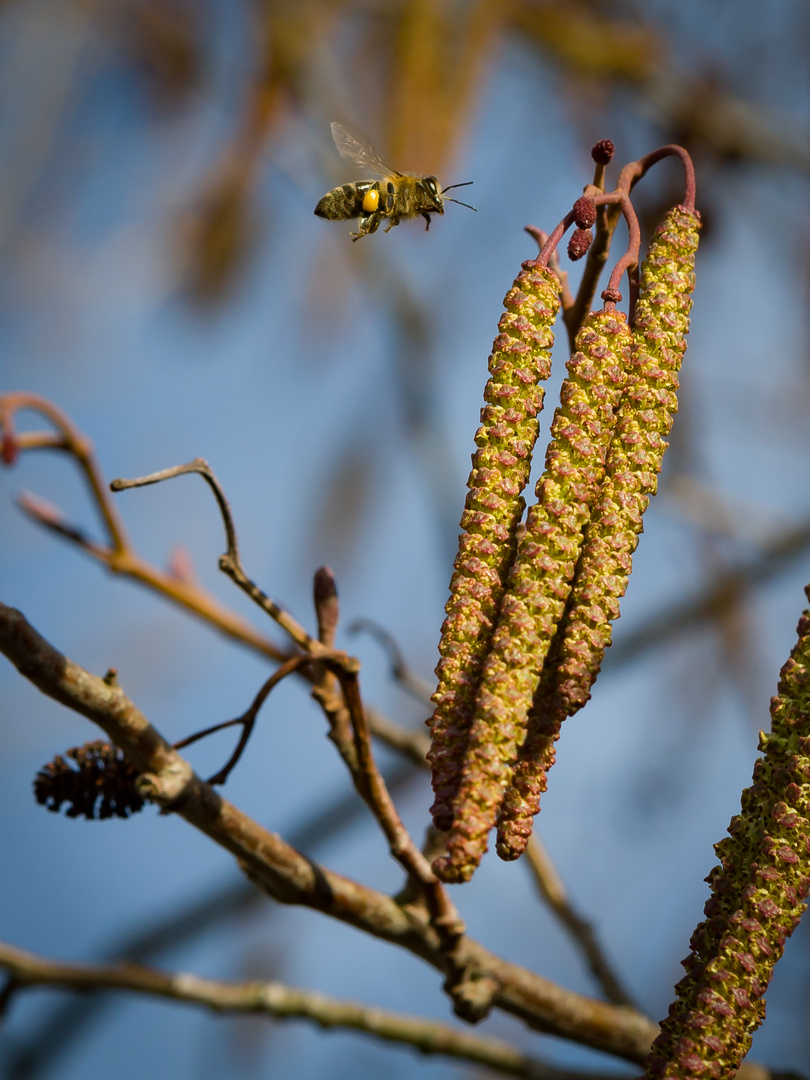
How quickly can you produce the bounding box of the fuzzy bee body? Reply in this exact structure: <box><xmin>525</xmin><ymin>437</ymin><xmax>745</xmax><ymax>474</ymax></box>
<box><xmin>314</xmin><ymin>122</ymin><xmax>474</xmax><ymax>241</ymax></box>
<box><xmin>315</xmin><ymin>180</ymin><xmax>375</xmax><ymax>222</ymax></box>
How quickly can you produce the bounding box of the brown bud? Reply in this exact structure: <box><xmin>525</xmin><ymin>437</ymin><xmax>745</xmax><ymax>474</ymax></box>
<box><xmin>568</xmin><ymin>227</ymin><xmax>593</xmax><ymax>261</ymax></box>
<box><xmin>591</xmin><ymin>140</ymin><xmax>615</xmax><ymax>165</ymax></box>
<box><xmin>573</xmin><ymin>197</ymin><xmax>597</xmax><ymax>229</ymax></box>
<box><xmin>1</xmin><ymin>432</ymin><xmax>18</xmax><ymax>466</ymax></box>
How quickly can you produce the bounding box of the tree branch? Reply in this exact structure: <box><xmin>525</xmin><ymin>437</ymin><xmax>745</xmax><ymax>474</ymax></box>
<box><xmin>0</xmin><ymin>599</ymin><xmax>660</xmax><ymax>1064</ymax></box>
<box><xmin>3</xmin><ymin>602</ymin><xmax>792</xmax><ymax>1079</ymax></box>
<box><xmin>0</xmin><ymin>394</ymin><xmax>429</xmax><ymax>770</ymax></box>
<box><xmin>524</xmin><ymin>837</ymin><xmax>636</xmax><ymax>1010</ymax></box>
<box><xmin>0</xmin><ymin>940</ymin><xmax>622</xmax><ymax>1080</ymax></box>
<box><xmin>5</xmin><ymin>759</ymin><xmax>421</xmax><ymax>1080</ymax></box>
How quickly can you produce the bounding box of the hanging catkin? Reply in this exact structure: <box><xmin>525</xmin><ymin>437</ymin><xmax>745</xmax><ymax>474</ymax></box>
<box><xmin>497</xmin><ymin>204</ymin><xmax>701</xmax><ymax>860</ymax></box>
<box><xmin>427</xmin><ymin>262</ymin><xmax>560</xmax><ymax>833</ymax></box>
<box><xmin>434</xmin><ymin>306</ymin><xmax>633</xmax><ymax>883</ymax></box>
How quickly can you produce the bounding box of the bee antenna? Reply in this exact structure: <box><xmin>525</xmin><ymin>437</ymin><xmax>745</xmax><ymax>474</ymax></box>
<box><xmin>442</xmin><ymin>181</ymin><xmax>474</xmax><ymax>193</ymax></box>
<box><xmin>445</xmin><ymin>197</ymin><xmax>477</xmax><ymax>212</ymax></box>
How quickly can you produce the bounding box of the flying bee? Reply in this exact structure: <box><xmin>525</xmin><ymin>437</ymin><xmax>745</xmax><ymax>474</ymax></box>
<box><xmin>314</xmin><ymin>121</ymin><xmax>476</xmax><ymax>241</ymax></box>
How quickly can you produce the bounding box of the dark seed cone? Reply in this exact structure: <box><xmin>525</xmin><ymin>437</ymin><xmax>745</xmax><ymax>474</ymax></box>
<box><xmin>496</xmin><ymin>204</ymin><xmax>700</xmax><ymax>859</ymax></box>
<box><xmin>427</xmin><ymin>262</ymin><xmax>561</xmax><ymax>833</ymax></box>
<box><xmin>34</xmin><ymin>740</ymin><xmax>144</xmax><ymax>820</ymax></box>
<box><xmin>645</xmin><ymin>591</ymin><xmax>810</xmax><ymax>1079</ymax></box>
<box><xmin>434</xmin><ymin>307</ymin><xmax>633</xmax><ymax>883</ymax></box>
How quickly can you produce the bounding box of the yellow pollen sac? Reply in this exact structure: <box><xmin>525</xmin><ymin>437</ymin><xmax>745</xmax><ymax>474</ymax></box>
<box><xmin>362</xmin><ymin>188</ymin><xmax>379</xmax><ymax>213</ymax></box>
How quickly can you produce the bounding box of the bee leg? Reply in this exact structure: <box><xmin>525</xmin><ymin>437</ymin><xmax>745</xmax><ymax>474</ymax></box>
<box><xmin>383</xmin><ymin>215</ymin><xmax>401</xmax><ymax>234</ymax></box>
<box><xmin>421</xmin><ymin>211</ymin><xmax>432</xmax><ymax>231</ymax></box>
<box><xmin>350</xmin><ymin>213</ymin><xmax>378</xmax><ymax>241</ymax></box>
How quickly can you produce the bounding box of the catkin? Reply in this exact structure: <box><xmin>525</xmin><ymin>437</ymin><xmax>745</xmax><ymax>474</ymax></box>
<box><xmin>434</xmin><ymin>307</ymin><xmax>633</xmax><ymax>883</ymax></box>
<box><xmin>427</xmin><ymin>262</ymin><xmax>561</xmax><ymax>833</ymax></box>
<box><xmin>646</xmin><ymin>588</ymin><xmax>810</xmax><ymax>1079</ymax></box>
<box><xmin>497</xmin><ymin>204</ymin><xmax>701</xmax><ymax>861</ymax></box>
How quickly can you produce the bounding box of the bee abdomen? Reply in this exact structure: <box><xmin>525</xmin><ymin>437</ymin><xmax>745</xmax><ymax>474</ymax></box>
<box><xmin>314</xmin><ymin>183</ymin><xmax>366</xmax><ymax>220</ymax></box>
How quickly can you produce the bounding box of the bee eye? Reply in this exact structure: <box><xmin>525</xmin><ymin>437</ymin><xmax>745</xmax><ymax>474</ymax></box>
<box><xmin>362</xmin><ymin>189</ymin><xmax>380</xmax><ymax>213</ymax></box>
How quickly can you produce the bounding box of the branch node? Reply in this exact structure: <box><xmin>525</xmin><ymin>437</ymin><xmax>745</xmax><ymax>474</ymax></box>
<box><xmin>445</xmin><ymin>969</ymin><xmax>500</xmax><ymax>1024</ymax></box>
<box><xmin>136</xmin><ymin>762</ymin><xmax>194</xmax><ymax>810</ymax></box>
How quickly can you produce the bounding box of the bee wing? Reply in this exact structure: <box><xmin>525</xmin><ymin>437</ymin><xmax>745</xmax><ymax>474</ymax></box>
<box><xmin>330</xmin><ymin>121</ymin><xmax>402</xmax><ymax>179</ymax></box>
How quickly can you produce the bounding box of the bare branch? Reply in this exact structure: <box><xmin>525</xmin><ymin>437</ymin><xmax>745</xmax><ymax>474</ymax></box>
<box><xmin>6</xmin><ymin>759</ymin><xmax>421</xmax><ymax>1079</ymax></box>
<box><xmin>112</xmin><ymin>458</ymin><xmax>320</xmax><ymax>653</ymax></box>
<box><xmin>0</xmin><ymin>392</ymin><xmax>129</xmax><ymax>553</ymax></box>
<box><xmin>524</xmin><ymin>837</ymin><xmax>635</xmax><ymax>1010</ymax></box>
<box><xmin>0</xmin><ymin>395</ymin><xmax>289</xmax><ymax>665</ymax></box>
<box><xmin>327</xmin><ymin>661</ymin><xmax>466</xmax><ymax>968</ymax></box>
<box><xmin>349</xmin><ymin>617</ymin><xmax>434</xmax><ymax>704</ymax></box>
<box><xmin>0</xmin><ymin>940</ymin><xmax>608</xmax><ymax>1080</ymax></box>
<box><xmin>2</xmin><ymin>399</ymin><xmax>426</xmax><ymax>771</ymax></box>
<box><xmin>0</xmin><ymin>599</ymin><xmax>662</xmax><ymax>1064</ymax></box>
<box><xmin>172</xmin><ymin>652</ymin><xmax>332</xmax><ymax>785</ymax></box>
<box><xmin>365</xmin><ymin>706</ymin><xmax>429</xmax><ymax>769</ymax></box>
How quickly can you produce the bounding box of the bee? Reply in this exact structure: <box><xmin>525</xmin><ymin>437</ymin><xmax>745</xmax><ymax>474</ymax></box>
<box><xmin>314</xmin><ymin>121</ymin><xmax>476</xmax><ymax>241</ymax></box>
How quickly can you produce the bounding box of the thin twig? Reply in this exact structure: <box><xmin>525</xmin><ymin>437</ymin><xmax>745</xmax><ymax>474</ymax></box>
<box><xmin>112</xmin><ymin>458</ymin><xmax>320</xmax><ymax>653</ymax></box>
<box><xmin>0</xmin><ymin>941</ymin><xmax>627</xmax><ymax>1080</ymax></box>
<box><xmin>564</xmin><ymin>193</ymin><xmax>618</xmax><ymax>350</ymax></box>
<box><xmin>594</xmin><ymin>191</ymin><xmax>641</xmax><ymax>317</ymax></box>
<box><xmin>0</xmin><ymin>601</ymin><xmax>662</xmax><ymax>1064</ymax></box>
<box><xmin>623</xmin><ymin>144</ymin><xmax>697</xmax><ymax>212</ymax></box>
<box><xmin>524</xmin><ymin>226</ymin><xmax>573</xmax><ymax>312</ymax></box>
<box><xmin>524</xmin><ymin>837</ymin><xmax>636</xmax><ymax>1009</ymax></box>
<box><xmin>172</xmin><ymin>652</ymin><xmax>338</xmax><ymax>784</ymax></box>
<box><xmin>536</xmin><ymin>209</ymin><xmax>576</xmax><ymax>268</ymax></box>
<box><xmin>1</xmin><ymin>396</ymin><xmax>439</xmax><ymax>767</ymax></box>
<box><xmin>0</xmin><ymin>401</ymin><xmax>292</xmax><ymax>665</ymax></box>
<box><xmin>112</xmin><ymin>462</ymin><xmax>456</xmax><ymax>947</ymax></box>
<box><xmin>348</xmin><ymin>617</ymin><xmax>434</xmax><ymax>705</ymax></box>
<box><xmin>6</xmin><ymin>759</ymin><xmax>421</xmax><ymax>1080</ymax></box>
<box><xmin>0</xmin><ymin>392</ymin><xmax>129</xmax><ymax>553</ymax></box>
<box><xmin>537</xmin><ymin>192</ymin><xmax>640</xmax><ymax>326</ymax></box>
<box><xmin>324</xmin><ymin>662</ymin><xmax>469</xmax><ymax>988</ymax></box>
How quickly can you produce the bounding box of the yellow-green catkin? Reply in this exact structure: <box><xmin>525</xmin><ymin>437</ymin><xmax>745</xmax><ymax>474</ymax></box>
<box><xmin>497</xmin><ymin>205</ymin><xmax>701</xmax><ymax>860</ymax></box>
<box><xmin>433</xmin><ymin>307</ymin><xmax>633</xmax><ymax>883</ymax></box>
<box><xmin>645</xmin><ymin>588</ymin><xmax>810</xmax><ymax>1079</ymax></box>
<box><xmin>427</xmin><ymin>262</ymin><xmax>561</xmax><ymax>833</ymax></box>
